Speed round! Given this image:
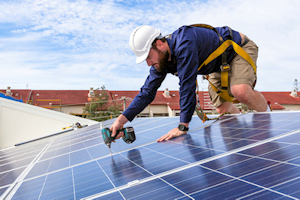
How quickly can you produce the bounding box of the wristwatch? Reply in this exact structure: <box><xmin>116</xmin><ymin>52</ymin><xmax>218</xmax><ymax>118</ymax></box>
<box><xmin>178</xmin><ymin>124</ymin><xmax>189</xmax><ymax>131</ymax></box>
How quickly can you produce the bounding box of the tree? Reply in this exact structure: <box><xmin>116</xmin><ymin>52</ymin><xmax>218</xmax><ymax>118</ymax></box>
<box><xmin>83</xmin><ymin>85</ymin><xmax>121</xmax><ymax>121</ymax></box>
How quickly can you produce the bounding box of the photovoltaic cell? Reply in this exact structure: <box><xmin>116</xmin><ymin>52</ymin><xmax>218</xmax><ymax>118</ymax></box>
<box><xmin>1</xmin><ymin>112</ymin><xmax>300</xmax><ymax>199</ymax></box>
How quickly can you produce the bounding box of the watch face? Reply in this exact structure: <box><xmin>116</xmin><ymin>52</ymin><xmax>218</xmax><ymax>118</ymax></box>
<box><xmin>178</xmin><ymin>124</ymin><xmax>186</xmax><ymax>131</ymax></box>
<box><xmin>178</xmin><ymin>124</ymin><xmax>183</xmax><ymax>131</ymax></box>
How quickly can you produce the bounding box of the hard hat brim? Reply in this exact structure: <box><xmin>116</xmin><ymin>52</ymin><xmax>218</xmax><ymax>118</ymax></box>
<box><xmin>135</xmin><ymin>48</ymin><xmax>150</xmax><ymax>64</ymax></box>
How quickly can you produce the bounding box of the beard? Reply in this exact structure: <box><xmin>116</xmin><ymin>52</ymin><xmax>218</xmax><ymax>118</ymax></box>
<box><xmin>154</xmin><ymin>49</ymin><xmax>169</xmax><ymax>72</ymax></box>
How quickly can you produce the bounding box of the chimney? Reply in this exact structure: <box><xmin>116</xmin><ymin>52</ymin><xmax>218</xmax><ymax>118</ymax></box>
<box><xmin>290</xmin><ymin>90</ymin><xmax>298</xmax><ymax>98</ymax></box>
<box><xmin>88</xmin><ymin>87</ymin><xmax>95</xmax><ymax>98</ymax></box>
<box><xmin>6</xmin><ymin>86</ymin><xmax>12</xmax><ymax>96</ymax></box>
<box><xmin>163</xmin><ymin>88</ymin><xmax>171</xmax><ymax>98</ymax></box>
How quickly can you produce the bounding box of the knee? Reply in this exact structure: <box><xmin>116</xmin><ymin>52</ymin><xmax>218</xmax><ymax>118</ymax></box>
<box><xmin>231</xmin><ymin>84</ymin><xmax>252</xmax><ymax>104</ymax></box>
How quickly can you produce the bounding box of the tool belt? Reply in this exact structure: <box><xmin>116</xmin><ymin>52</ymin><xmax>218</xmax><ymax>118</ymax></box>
<box><xmin>191</xmin><ymin>24</ymin><xmax>257</xmax><ymax>102</ymax></box>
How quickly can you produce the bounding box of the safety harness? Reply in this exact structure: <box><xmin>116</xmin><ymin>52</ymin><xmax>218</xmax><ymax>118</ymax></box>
<box><xmin>191</xmin><ymin>24</ymin><xmax>257</xmax><ymax>122</ymax></box>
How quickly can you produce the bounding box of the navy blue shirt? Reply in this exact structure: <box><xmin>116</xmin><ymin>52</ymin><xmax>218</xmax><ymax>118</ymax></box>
<box><xmin>123</xmin><ymin>25</ymin><xmax>242</xmax><ymax>123</ymax></box>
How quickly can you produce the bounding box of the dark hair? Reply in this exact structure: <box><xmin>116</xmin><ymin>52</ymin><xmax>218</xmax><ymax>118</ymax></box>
<box><xmin>151</xmin><ymin>37</ymin><xmax>167</xmax><ymax>50</ymax></box>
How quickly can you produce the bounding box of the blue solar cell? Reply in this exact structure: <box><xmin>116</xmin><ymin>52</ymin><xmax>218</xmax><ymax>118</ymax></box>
<box><xmin>11</xmin><ymin>176</ymin><xmax>46</xmax><ymax>200</ymax></box>
<box><xmin>73</xmin><ymin>161</ymin><xmax>115</xmax><ymax>199</ymax></box>
<box><xmin>0</xmin><ymin>167</ymin><xmax>25</xmax><ymax>187</ymax></box>
<box><xmin>25</xmin><ymin>159</ymin><xmax>52</xmax><ymax>179</ymax></box>
<box><xmin>115</xmin><ymin>147</ymin><xmax>187</xmax><ymax>176</ymax></box>
<box><xmin>288</xmin><ymin>157</ymin><xmax>300</xmax><ymax>165</ymax></box>
<box><xmin>70</xmin><ymin>149</ymin><xmax>92</xmax><ymax>166</ymax></box>
<box><xmin>243</xmin><ymin>163</ymin><xmax>300</xmax><ymax>189</ymax></box>
<box><xmin>203</xmin><ymin>154</ymin><xmax>278</xmax><ymax>177</ymax></box>
<box><xmin>48</xmin><ymin>154</ymin><xmax>70</xmax><ymax>172</ymax></box>
<box><xmin>83</xmin><ymin>138</ymin><xmax>102</xmax><ymax>147</ymax></box>
<box><xmin>86</xmin><ymin>144</ymin><xmax>109</xmax><ymax>159</ymax></box>
<box><xmin>70</xmin><ymin>143</ymin><xmax>86</xmax><ymax>152</ymax></box>
<box><xmin>54</xmin><ymin>145</ymin><xmax>71</xmax><ymax>155</ymax></box>
<box><xmin>189</xmin><ymin>180</ymin><xmax>262</xmax><ymax>199</ymax></box>
<box><xmin>240</xmin><ymin>189</ymin><xmax>292</xmax><ymax>200</ymax></box>
<box><xmin>240</xmin><ymin>141</ymin><xmax>290</xmax><ymax>157</ymax></box>
<box><xmin>260</xmin><ymin>144</ymin><xmax>300</xmax><ymax>162</ymax></box>
<box><xmin>39</xmin><ymin>149</ymin><xmax>56</xmax><ymax>161</ymax></box>
<box><xmin>94</xmin><ymin>192</ymin><xmax>123</xmax><ymax>200</ymax></box>
<box><xmin>144</xmin><ymin>138</ymin><xmax>224</xmax><ymax>163</ymax></box>
<box><xmin>163</xmin><ymin>166</ymin><xmax>232</xmax><ymax>194</ymax></box>
<box><xmin>96</xmin><ymin>153</ymin><xmax>152</xmax><ymax>187</ymax></box>
<box><xmin>0</xmin><ymin>187</ymin><xmax>9</xmax><ymax>197</ymax></box>
<box><xmin>273</xmin><ymin>177</ymin><xmax>300</xmax><ymax>199</ymax></box>
<box><xmin>38</xmin><ymin>169</ymin><xmax>74</xmax><ymax>199</ymax></box>
<box><xmin>275</xmin><ymin>132</ymin><xmax>300</xmax><ymax>144</ymax></box>
<box><xmin>100</xmin><ymin>179</ymin><xmax>186</xmax><ymax>200</ymax></box>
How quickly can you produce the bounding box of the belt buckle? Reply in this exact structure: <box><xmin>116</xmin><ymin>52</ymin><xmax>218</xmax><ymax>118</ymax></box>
<box><xmin>220</xmin><ymin>64</ymin><xmax>230</xmax><ymax>72</ymax></box>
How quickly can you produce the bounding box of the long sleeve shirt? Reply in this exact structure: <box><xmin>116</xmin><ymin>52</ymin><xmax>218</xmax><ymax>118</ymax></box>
<box><xmin>123</xmin><ymin>25</ymin><xmax>242</xmax><ymax>123</ymax></box>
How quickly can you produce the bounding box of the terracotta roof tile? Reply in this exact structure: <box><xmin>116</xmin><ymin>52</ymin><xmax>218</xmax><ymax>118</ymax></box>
<box><xmin>31</xmin><ymin>90</ymin><xmax>89</xmax><ymax>106</ymax></box>
<box><xmin>1</xmin><ymin>89</ymin><xmax>300</xmax><ymax>112</ymax></box>
<box><xmin>0</xmin><ymin>89</ymin><xmax>31</xmax><ymax>102</ymax></box>
<box><xmin>262</xmin><ymin>92</ymin><xmax>300</xmax><ymax>110</ymax></box>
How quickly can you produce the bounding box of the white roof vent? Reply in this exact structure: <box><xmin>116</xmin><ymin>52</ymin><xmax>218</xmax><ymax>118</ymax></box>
<box><xmin>290</xmin><ymin>90</ymin><xmax>298</xmax><ymax>98</ymax></box>
<box><xmin>6</xmin><ymin>86</ymin><xmax>12</xmax><ymax>96</ymax></box>
<box><xmin>88</xmin><ymin>87</ymin><xmax>95</xmax><ymax>98</ymax></box>
<box><xmin>163</xmin><ymin>88</ymin><xmax>171</xmax><ymax>98</ymax></box>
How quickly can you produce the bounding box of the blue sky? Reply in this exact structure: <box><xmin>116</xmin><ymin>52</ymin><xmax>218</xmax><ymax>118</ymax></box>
<box><xmin>0</xmin><ymin>0</ymin><xmax>299</xmax><ymax>92</ymax></box>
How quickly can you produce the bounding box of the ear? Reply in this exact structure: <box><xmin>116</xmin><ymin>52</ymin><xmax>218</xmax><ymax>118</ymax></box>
<box><xmin>155</xmin><ymin>40</ymin><xmax>165</xmax><ymax>51</ymax></box>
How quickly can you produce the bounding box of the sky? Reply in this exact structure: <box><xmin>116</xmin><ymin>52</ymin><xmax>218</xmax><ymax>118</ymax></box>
<box><xmin>0</xmin><ymin>0</ymin><xmax>299</xmax><ymax>92</ymax></box>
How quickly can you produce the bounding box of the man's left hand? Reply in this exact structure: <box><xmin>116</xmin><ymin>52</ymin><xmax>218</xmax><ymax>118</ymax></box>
<box><xmin>157</xmin><ymin>127</ymin><xmax>187</xmax><ymax>142</ymax></box>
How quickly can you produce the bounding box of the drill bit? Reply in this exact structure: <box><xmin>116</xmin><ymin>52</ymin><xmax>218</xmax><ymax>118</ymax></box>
<box><xmin>108</xmin><ymin>144</ymin><xmax>112</xmax><ymax>156</ymax></box>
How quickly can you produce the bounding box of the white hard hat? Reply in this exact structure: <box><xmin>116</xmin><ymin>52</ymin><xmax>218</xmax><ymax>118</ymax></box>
<box><xmin>129</xmin><ymin>25</ymin><xmax>162</xmax><ymax>64</ymax></box>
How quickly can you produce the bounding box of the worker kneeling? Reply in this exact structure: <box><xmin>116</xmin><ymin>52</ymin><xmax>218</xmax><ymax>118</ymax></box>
<box><xmin>110</xmin><ymin>24</ymin><xmax>269</xmax><ymax>142</ymax></box>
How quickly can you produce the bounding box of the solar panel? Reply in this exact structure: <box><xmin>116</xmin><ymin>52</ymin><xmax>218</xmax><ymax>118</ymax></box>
<box><xmin>1</xmin><ymin>111</ymin><xmax>300</xmax><ymax>199</ymax></box>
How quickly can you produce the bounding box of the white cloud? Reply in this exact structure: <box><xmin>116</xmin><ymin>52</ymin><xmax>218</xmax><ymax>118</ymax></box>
<box><xmin>0</xmin><ymin>0</ymin><xmax>299</xmax><ymax>91</ymax></box>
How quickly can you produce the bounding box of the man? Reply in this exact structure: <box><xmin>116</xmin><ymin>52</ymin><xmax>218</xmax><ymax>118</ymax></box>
<box><xmin>110</xmin><ymin>24</ymin><xmax>269</xmax><ymax>142</ymax></box>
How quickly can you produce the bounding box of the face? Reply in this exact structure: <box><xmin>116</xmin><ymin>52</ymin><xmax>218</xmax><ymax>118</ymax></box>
<box><xmin>146</xmin><ymin>48</ymin><xmax>169</xmax><ymax>72</ymax></box>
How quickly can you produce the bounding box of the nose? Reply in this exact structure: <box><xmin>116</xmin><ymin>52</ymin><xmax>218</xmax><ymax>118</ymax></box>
<box><xmin>146</xmin><ymin>58</ymin><xmax>152</xmax><ymax>66</ymax></box>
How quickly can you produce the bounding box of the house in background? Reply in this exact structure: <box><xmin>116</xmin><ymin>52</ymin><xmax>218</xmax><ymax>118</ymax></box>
<box><xmin>1</xmin><ymin>87</ymin><xmax>300</xmax><ymax>119</ymax></box>
<box><xmin>262</xmin><ymin>91</ymin><xmax>300</xmax><ymax>111</ymax></box>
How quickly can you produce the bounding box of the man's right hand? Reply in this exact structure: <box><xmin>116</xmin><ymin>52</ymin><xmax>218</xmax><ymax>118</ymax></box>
<box><xmin>109</xmin><ymin>114</ymin><xmax>128</xmax><ymax>139</ymax></box>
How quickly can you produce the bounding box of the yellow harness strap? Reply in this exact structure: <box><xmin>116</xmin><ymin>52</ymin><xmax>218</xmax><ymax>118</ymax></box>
<box><xmin>199</xmin><ymin>40</ymin><xmax>257</xmax><ymax>102</ymax></box>
<box><xmin>192</xmin><ymin>24</ymin><xmax>257</xmax><ymax>122</ymax></box>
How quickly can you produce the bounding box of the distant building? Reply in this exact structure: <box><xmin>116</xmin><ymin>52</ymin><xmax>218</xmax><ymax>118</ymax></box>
<box><xmin>2</xmin><ymin>87</ymin><xmax>300</xmax><ymax>119</ymax></box>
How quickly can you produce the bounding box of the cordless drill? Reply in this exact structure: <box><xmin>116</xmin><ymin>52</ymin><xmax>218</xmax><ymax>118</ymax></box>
<box><xmin>102</xmin><ymin>127</ymin><xmax>136</xmax><ymax>155</ymax></box>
